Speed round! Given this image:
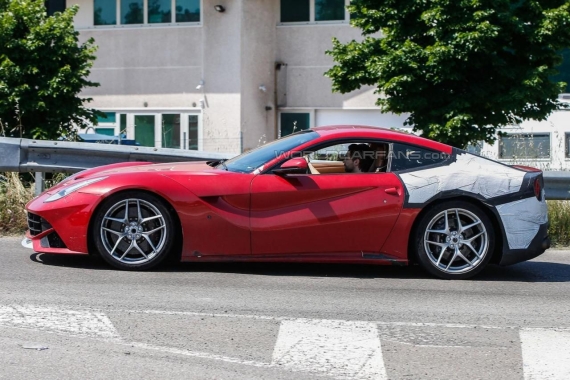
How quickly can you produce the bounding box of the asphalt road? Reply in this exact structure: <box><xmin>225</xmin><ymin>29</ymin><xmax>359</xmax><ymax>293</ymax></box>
<box><xmin>1</xmin><ymin>236</ymin><xmax>569</xmax><ymax>380</ymax></box>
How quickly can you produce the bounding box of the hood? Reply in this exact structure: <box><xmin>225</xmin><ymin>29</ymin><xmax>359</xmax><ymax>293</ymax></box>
<box><xmin>45</xmin><ymin>161</ymin><xmax>219</xmax><ymax>195</ymax></box>
<box><xmin>97</xmin><ymin>161</ymin><xmax>214</xmax><ymax>175</ymax></box>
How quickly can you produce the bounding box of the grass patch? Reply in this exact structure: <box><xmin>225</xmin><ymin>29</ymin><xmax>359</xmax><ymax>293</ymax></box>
<box><xmin>0</xmin><ymin>173</ymin><xmax>35</xmax><ymax>236</ymax></box>
<box><xmin>547</xmin><ymin>200</ymin><xmax>570</xmax><ymax>247</ymax></box>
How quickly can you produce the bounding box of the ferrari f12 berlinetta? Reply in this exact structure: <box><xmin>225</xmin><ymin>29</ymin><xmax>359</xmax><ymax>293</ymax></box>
<box><xmin>24</xmin><ymin>126</ymin><xmax>549</xmax><ymax>279</ymax></box>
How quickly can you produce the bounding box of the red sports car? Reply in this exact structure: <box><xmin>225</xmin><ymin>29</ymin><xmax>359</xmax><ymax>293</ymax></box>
<box><xmin>23</xmin><ymin>126</ymin><xmax>550</xmax><ymax>279</ymax></box>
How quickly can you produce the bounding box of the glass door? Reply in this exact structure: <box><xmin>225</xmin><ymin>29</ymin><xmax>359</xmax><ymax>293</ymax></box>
<box><xmin>188</xmin><ymin>115</ymin><xmax>198</xmax><ymax>150</ymax></box>
<box><xmin>134</xmin><ymin>115</ymin><xmax>155</xmax><ymax>147</ymax></box>
<box><xmin>162</xmin><ymin>114</ymin><xmax>181</xmax><ymax>149</ymax></box>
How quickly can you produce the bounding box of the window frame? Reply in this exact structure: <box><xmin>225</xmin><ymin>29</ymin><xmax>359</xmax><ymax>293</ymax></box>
<box><xmin>94</xmin><ymin>112</ymin><xmax>119</xmax><ymax>136</ymax></box>
<box><xmin>277</xmin><ymin>0</ymin><xmax>350</xmax><ymax>25</ymax></box>
<box><xmin>498</xmin><ymin>132</ymin><xmax>552</xmax><ymax>160</ymax></box>
<box><xmin>93</xmin><ymin>0</ymin><xmax>202</xmax><ymax>28</ymax></box>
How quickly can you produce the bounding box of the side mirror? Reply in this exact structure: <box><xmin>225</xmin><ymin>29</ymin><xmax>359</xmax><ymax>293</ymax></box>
<box><xmin>273</xmin><ymin>157</ymin><xmax>308</xmax><ymax>176</ymax></box>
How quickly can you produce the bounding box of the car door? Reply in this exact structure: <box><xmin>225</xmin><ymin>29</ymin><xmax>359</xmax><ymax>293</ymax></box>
<box><xmin>250</xmin><ymin>171</ymin><xmax>404</xmax><ymax>257</ymax></box>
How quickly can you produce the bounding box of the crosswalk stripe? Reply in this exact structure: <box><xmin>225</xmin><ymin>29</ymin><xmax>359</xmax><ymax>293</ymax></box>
<box><xmin>520</xmin><ymin>328</ymin><xmax>570</xmax><ymax>380</ymax></box>
<box><xmin>272</xmin><ymin>318</ymin><xmax>388</xmax><ymax>380</ymax></box>
<box><xmin>3</xmin><ymin>303</ymin><xmax>570</xmax><ymax>380</ymax></box>
<box><xmin>0</xmin><ymin>304</ymin><xmax>119</xmax><ymax>340</ymax></box>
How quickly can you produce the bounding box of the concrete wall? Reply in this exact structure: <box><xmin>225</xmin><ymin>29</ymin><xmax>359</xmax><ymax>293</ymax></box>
<box><xmin>276</xmin><ymin>24</ymin><xmax>379</xmax><ymax>108</ymax></box>
<box><xmin>74</xmin><ymin>0</ymin><xmax>244</xmax><ymax>153</ymax></box>
<box><xmin>201</xmin><ymin>0</ymin><xmax>242</xmax><ymax>153</ymax></box>
<box><xmin>78</xmin><ymin>27</ymin><xmax>202</xmax><ymax>109</ymax></box>
<box><xmin>71</xmin><ymin>0</ymin><xmax>92</xmax><ymax>28</ymax></box>
<box><xmin>240</xmin><ymin>0</ymin><xmax>278</xmax><ymax>150</ymax></box>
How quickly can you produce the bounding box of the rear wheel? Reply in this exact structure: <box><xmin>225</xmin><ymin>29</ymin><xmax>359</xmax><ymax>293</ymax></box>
<box><xmin>92</xmin><ymin>192</ymin><xmax>176</xmax><ymax>270</ymax></box>
<box><xmin>413</xmin><ymin>201</ymin><xmax>494</xmax><ymax>280</ymax></box>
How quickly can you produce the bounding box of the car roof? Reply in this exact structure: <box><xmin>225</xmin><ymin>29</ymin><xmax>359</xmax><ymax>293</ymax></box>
<box><xmin>311</xmin><ymin>125</ymin><xmax>452</xmax><ymax>153</ymax></box>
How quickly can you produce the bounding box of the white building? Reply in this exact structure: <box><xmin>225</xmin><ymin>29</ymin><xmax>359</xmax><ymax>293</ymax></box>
<box><xmin>54</xmin><ymin>0</ymin><xmax>570</xmax><ymax>169</ymax></box>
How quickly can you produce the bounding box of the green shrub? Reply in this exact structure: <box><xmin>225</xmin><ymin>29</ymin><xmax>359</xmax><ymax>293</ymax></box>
<box><xmin>548</xmin><ymin>200</ymin><xmax>570</xmax><ymax>247</ymax></box>
<box><xmin>0</xmin><ymin>172</ymin><xmax>34</xmax><ymax>235</ymax></box>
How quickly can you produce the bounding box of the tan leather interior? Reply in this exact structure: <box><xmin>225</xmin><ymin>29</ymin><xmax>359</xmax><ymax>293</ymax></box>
<box><xmin>311</xmin><ymin>161</ymin><xmax>345</xmax><ymax>174</ymax></box>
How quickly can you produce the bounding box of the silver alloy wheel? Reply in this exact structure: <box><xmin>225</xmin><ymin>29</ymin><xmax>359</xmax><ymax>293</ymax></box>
<box><xmin>423</xmin><ymin>208</ymin><xmax>489</xmax><ymax>274</ymax></box>
<box><xmin>100</xmin><ymin>198</ymin><xmax>167</xmax><ymax>265</ymax></box>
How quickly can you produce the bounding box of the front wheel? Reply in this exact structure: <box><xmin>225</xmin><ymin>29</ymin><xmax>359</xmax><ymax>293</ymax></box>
<box><xmin>413</xmin><ymin>201</ymin><xmax>495</xmax><ymax>280</ymax></box>
<box><xmin>91</xmin><ymin>192</ymin><xmax>176</xmax><ymax>270</ymax></box>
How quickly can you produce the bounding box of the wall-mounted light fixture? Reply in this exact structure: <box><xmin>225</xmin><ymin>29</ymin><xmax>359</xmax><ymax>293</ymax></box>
<box><xmin>196</xmin><ymin>80</ymin><xmax>204</xmax><ymax>90</ymax></box>
<box><xmin>214</xmin><ymin>5</ymin><xmax>225</xmax><ymax>12</ymax></box>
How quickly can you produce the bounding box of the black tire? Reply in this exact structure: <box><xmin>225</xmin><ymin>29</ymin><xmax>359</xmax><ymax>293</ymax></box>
<box><xmin>413</xmin><ymin>200</ymin><xmax>495</xmax><ymax>280</ymax></box>
<box><xmin>91</xmin><ymin>191</ymin><xmax>177</xmax><ymax>270</ymax></box>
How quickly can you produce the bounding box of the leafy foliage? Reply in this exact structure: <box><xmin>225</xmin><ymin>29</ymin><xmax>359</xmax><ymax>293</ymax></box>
<box><xmin>326</xmin><ymin>0</ymin><xmax>570</xmax><ymax>148</ymax></box>
<box><xmin>0</xmin><ymin>0</ymin><xmax>101</xmax><ymax>139</ymax></box>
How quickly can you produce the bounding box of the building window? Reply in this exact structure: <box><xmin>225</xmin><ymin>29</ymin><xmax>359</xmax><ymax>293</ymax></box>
<box><xmin>122</xmin><ymin>0</ymin><xmax>144</xmax><ymax>24</ymax></box>
<box><xmin>176</xmin><ymin>0</ymin><xmax>200</xmax><ymax>22</ymax></box>
<box><xmin>94</xmin><ymin>0</ymin><xmax>117</xmax><ymax>25</ymax></box>
<box><xmin>45</xmin><ymin>0</ymin><xmax>66</xmax><ymax>16</ymax></box>
<box><xmin>499</xmin><ymin>133</ymin><xmax>551</xmax><ymax>159</ymax></box>
<box><xmin>280</xmin><ymin>113</ymin><xmax>310</xmax><ymax>137</ymax></box>
<box><xmin>120</xmin><ymin>114</ymin><xmax>127</xmax><ymax>135</ymax></box>
<box><xmin>95</xmin><ymin>0</ymin><xmax>200</xmax><ymax>26</ymax></box>
<box><xmin>93</xmin><ymin>112</ymin><xmax>117</xmax><ymax>136</ymax></box>
<box><xmin>97</xmin><ymin>112</ymin><xmax>117</xmax><ymax>123</ymax></box>
<box><xmin>566</xmin><ymin>132</ymin><xmax>570</xmax><ymax>158</ymax></box>
<box><xmin>280</xmin><ymin>0</ymin><xmax>346</xmax><ymax>23</ymax></box>
<box><xmin>466</xmin><ymin>141</ymin><xmax>483</xmax><ymax>156</ymax></box>
<box><xmin>95</xmin><ymin>128</ymin><xmax>115</xmax><ymax>136</ymax></box>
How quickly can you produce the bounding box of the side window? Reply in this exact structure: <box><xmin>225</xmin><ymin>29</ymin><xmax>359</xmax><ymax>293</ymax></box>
<box><xmin>390</xmin><ymin>143</ymin><xmax>449</xmax><ymax>172</ymax></box>
<box><xmin>309</xmin><ymin>143</ymin><xmax>350</xmax><ymax>161</ymax></box>
<box><xmin>305</xmin><ymin>141</ymin><xmax>391</xmax><ymax>174</ymax></box>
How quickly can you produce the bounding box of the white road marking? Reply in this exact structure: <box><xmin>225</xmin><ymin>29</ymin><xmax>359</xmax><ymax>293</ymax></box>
<box><xmin>126</xmin><ymin>342</ymin><xmax>273</xmax><ymax>368</ymax></box>
<box><xmin>520</xmin><ymin>328</ymin><xmax>570</xmax><ymax>380</ymax></box>
<box><xmin>272</xmin><ymin>318</ymin><xmax>388</xmax><ymax>380</ymax></box>
<box><xmin>122</xmin><ymin>308</ymin><xmax>515</xmax><ymax>329</ymax></box>
<box><xmin>0</xmin><ymin>305</ymin><xmax>119</xmax><ymax>340</ymax></box>
<box><xmin>4</xmin><ymin>304</ymin><xmax>570</xmax><ymax>379</ymax></box>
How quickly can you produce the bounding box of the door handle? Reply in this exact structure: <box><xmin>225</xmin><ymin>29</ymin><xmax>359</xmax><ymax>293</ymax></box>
<box><xmin>385</xmin><ymin>187</ymin><xmax>400</xmax><ymax>196</ymax></box>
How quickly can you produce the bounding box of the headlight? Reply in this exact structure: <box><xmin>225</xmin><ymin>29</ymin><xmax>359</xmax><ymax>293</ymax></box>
<box><xmin>44</xmin><ymin>177</ymin><xmax>107</xmax><ymax>203</ymax></box>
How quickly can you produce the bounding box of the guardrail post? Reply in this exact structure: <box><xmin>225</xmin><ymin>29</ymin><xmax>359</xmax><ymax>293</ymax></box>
<box><xmin>34</xmin><ymin>172</ymin><xmax>44</xmax><ymax>196</ymax></box>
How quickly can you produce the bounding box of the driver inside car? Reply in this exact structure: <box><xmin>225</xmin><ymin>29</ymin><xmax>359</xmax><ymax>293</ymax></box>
<box><xmin>343</xmin><ymin>144</ymin><xmax>375</xmax><ymax>173</ymax></box>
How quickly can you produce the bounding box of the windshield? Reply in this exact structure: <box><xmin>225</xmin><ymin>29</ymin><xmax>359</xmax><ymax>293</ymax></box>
<box><xmin>219</xmin><ymin>130</ymin><xmax>319</xmax><ymax>173</ymax></box>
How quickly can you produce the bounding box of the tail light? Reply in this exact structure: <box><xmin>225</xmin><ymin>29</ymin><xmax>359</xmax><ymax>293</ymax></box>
<box><xmin>534</xmin><ymin>177</ymin><xmax>543</xmax><ymax>201</ymax></box>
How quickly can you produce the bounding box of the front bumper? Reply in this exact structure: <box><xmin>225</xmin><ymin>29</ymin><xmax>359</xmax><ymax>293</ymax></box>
<box><xmin>24</xmin><ymin>191</ymin><xmax>101</xmax><ymax>255</ymax></box>
<box><xmin>498</xmin><ymin>222</ymin><xmax>550</xmax><ymax>266</ymax></box>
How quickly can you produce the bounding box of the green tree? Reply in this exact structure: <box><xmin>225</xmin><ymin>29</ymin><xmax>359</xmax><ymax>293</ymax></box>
<box><xmin>326</xmin><ymin>0</ymin><xmax>570</xmax><ymax>148</ymax></box>
<box><xmin>0</xmin><ymin>0</ymin><xmax>101</xmax><ymax>139</ymax></box>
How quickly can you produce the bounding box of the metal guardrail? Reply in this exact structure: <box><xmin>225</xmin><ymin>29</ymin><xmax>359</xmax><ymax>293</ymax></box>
<box><xmin>543</xmin><ymin>171</ymin><xmax>570</xmax><ymax>200</ymax></box>
<box><xmin>0</xmin><ymin>137</ymin><xmax>568</xmax><ymax>199</ymax></box>
<box><xmin>0</xmin><ymin>137</ymin><xmax>234</xmax><ymax>195</ymax></box>
<box><xmin>0</xmin><ymin>137</ymin><xmax>233</xmax><ymax>173</ymax></box>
